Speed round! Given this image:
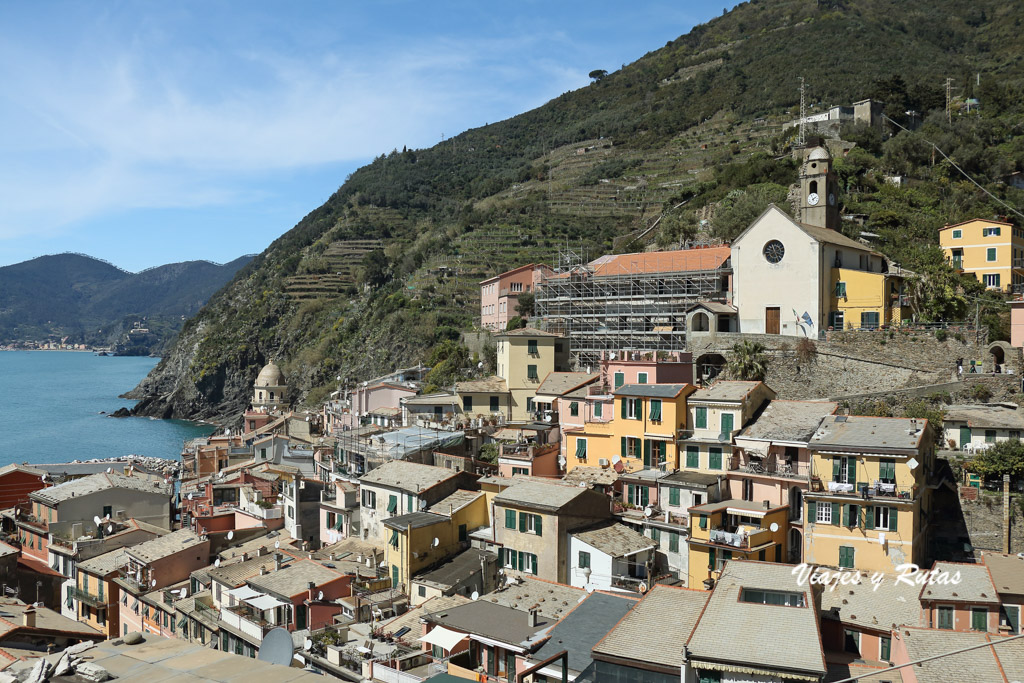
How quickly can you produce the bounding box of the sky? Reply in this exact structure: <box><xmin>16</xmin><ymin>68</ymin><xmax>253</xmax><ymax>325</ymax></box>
<box><xmin>0</xmin><ymin>1</ymin><xmax>738</xmax><ymax>272</ymax></box>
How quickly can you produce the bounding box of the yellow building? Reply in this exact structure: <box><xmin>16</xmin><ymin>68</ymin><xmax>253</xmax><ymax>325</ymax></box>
<box><xmin>686</xmin><ymin>499</ymin><xmax>789</xmax><ymax>589</ymax></box>
<box><xmin>383</xmin><ymin>490</ymin><xmax>489</xmax><ymax>592</ymax></box>
<box><xmin>828</xmin><ymin>267</ymin><xmax>912</xmax><ymax>330</ymax></box>
<box><xmin>565</xmin><ymin>384</ymin><xmax>696</xmax><ymax>474</ymax></box>
<box><xmin>804</xmin><ymin>415</ymin><xmax>933</xmax><ymax>573</ymax></box>
<box><xmin>74</xmin><ymin>548</ymin><xmax>125</xmax><ymax>638</ymax></box>
<box><xmin>681</xmin><ymin>381</ymin><xmax>775</xmax><ymax>474</ymax></box>
<box><xmin>940</xmin><ymin>218</ymin><xmax>1024</xmax><ymax>292</ymax></box>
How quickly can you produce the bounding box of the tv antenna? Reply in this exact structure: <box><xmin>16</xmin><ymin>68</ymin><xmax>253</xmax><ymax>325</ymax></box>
<box><xmin>797</xmin><ymin>76</ymin><xmax>808</xmax><ymax>147</ymax></box>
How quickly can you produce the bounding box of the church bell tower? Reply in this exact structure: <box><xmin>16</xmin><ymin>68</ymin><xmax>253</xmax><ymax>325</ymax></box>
<box><xmin>799</xmin><ymin>146</ymin><xmax>840</xmax><ymax>230</ymax></box>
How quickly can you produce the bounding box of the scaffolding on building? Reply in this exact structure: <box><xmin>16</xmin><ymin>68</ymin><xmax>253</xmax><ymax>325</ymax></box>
<box><xmin>535</xmin><ymin>246</ymin><xmax>732</xmax><ymax>366</ymax></box>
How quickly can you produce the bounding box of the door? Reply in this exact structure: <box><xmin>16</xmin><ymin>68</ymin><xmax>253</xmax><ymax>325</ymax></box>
<box><xmin>960</xmin><ymin>426</ymin><xmax>972</xmax><ymax>449</ymax></box>
<box><xmin>766</xmin><ymin>307</ymin><xmax>781</xmax><ymax>334</ymax></box>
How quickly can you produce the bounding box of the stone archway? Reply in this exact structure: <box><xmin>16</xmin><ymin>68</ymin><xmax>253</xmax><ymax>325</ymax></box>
<box><xmin>695</xmin><ymin>353</ymin><xmax>726</xmax><ymax>384</ymax></box>
<box><xmin>692</xmin><ymin>312</ymin><xmax>711</xmax><ymax>332</ymax></box>
<box><xmin>987</xmin><ymin>341</ymin><xmax>1014</xmax><ymax>373</ymax></box>
<box><xmin>788</xmin><ymin>528</ymin><xmax>803</xmax><ymax>564</ymax></box>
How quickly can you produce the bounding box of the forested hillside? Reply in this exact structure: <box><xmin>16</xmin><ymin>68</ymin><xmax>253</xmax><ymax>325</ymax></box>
<box><xmin>129</xmin><ymin>0</ymin><xmax>1024</xmax><ymax>422</ymax></box>
<box><xmin>0</xmin><ymin>254</ymin><xmax>253</xmax><ymax>353</ymax></box>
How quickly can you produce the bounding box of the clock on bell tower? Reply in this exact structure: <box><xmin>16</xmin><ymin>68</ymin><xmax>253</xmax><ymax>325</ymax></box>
<box><xmin>799</xmin><ymin>146</ymin><xmax>840</xmax><ymax>230</ymax></box>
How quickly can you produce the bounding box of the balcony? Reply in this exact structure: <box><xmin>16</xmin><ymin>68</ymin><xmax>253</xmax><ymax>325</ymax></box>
<box><xmin>223</xmin><ymin>605</ymin><xmax>276</xmax><ymax>641</ymax></box>
<box><xmin>69</xmin><ymin>586</ymin><xmax>108</xmax><ymax>609</ymax></box>
<box><xmin>809</xmin><ymin>478</ymin><xmax>916</xmax><ymax>500</ymax></box>
<box><xmin>734</xmin><ymin>455</ymin><xmax>809</xmax><ymax>479</ymax></box>
<box><xmin>708</xmin><ymin>527</ymin><xmax>771</xmax><ymax>549</ymax></box>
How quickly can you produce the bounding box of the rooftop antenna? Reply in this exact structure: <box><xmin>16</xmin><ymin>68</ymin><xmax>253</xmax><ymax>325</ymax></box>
<box><xmin>945</xmin><ymin>77</ymin><xmax>954</xmax><ymax>124</ymax></box>
<box><xmin>797</xmin><ymin>76</ymin><xmax>807</xmax><ymax>147</ymax></box>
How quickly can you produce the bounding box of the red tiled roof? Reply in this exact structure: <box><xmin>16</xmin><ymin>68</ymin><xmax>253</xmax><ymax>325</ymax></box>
<box><xmin>547</xmin><ymin>247</ymin><xmax>731</xmax><ymax>279</ymax></box>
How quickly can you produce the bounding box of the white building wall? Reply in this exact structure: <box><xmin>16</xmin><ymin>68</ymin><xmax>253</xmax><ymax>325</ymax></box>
<box><xmin>567</xmin><ymin>537</ymin><xmax>614</xmax><ymax>591</ymax></box>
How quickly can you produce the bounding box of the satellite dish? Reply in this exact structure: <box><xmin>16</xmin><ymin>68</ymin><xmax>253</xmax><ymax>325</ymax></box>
<box><xmin>187</xmin><ymin>493</ymin><xmax>193</xmax><ymax>501</ymax></box>
<box><xmin>257</xmin><ymin>627</ymin><xmax>294</xmax><ymax>667</ymax></box>
<box><xmin>471</xmin><ymin>591</ymin><xmax>479</xmax><ymax>601</ymax></box>
<box><xmin>303</xmin><ymin>638</ymin><xmax>313</xmax><ymax>651</ymax></box>
<box><xmin>769</xmin><ymin>522</ymin><xmax>780</xmax><ymax>533</ymax></box>
<box><xmin>293</xmin><ymin>654</ymin><xmax>305</xmax><ymax>665</ymax></box>
<box><xmin>638</xmin><ymin>582</ymin><xmax>649</xmax><ymax>594</ymax></box>
<box><xmin>107</xmin><ymin>525</ymin><xmax>114</xmax><ymax>534</ymax></box>
<box><xmin>150</xmin><ymin>579</ymin><xmax>157</xmax><ymax>587</ymax></box>
<box><xmin>585</xmin><ymin>584</ymin><xmax>595</xmax><ymax>594</ymax></box>
<box><xmin>432</xmin><ymin>537</ymin><xmax>440</xmax><ymax>547</ymax></box>
<box><xmin>93</xmin><ymin>516</ymin><xmax>102</xmax><ymax>526</ymax></box>
<box><xmin>178</xmin><ymin>588</ymin><xmax>188</xmax><ymax>598</ymax></box>
<box><xmin>379</xmin><ymin>561</ymin><xmax>386</xmax><ymax>568</ymax></box>
<box><xmin>106</xmin><ymin>467</ymin><xmax>113</xmax><ymax>474</ymax></box>
<box><xmin>275</xmin><ymin>541</ymin><xmax>280</xmax><ymax>549</ymax></box>
<box><xmin>214</xmin><ymin>559</ymin><xmax>221</xmax><ymax>568</ymax></box>
<box><xmin>477</xmin><ymin>361</ymin><xmax>484</xmax><ymax>369</ymax></box>
<box><xmin>643</xmin><ymin>507</ymin><xmax>653</xmax><ymax>518</ymax></box>
<box><xmin>317</xmin><ymin>590</ymin><xmax>324</xmax><ymax>601</ymax></box>
<box><xmin>906</xmin><ymin>457</ymin><xmax>919</xmax><ymax>471</ymax></box>
<box><xmin>227</xmin><ymin>531</ymin><xmax>234</xmax><ymax>541</ymax></box>
<box><xmin>498</xmin><ymin>569</ymin><xmax>505</xmax><ymax>576</ymax></box>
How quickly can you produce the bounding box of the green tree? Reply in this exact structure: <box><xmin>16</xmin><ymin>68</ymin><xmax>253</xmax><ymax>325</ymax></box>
<box><xmin>966</xmin><ymin>439</ymin><xmax>1024</xmax><ymax>479</ymax></box>
<box><xmin>515</xmin><ymin>292</ymin><xmax>535</xmax><ymax>318</ymax></box>
<box><xmin>589</xmin><ymin>69</ymin><xmax>608</xmax><ymax>82</ymax></box>
<box><xmin>422</xmin><ymin>340</ymin><xmax>470</xmax><ymax>392</ymax></box>
<box><xmin>728</xmin><ymin>340</ymin><xmax>768</xmax><ymax>381</ymax></box>
<box><xmin>711</xmin><ymin>183</ymin><xmax>790</xmax><ymax>241</ymax></box>
<box><xmin>505</xmin><ymin>316</ymin><xmax>526</xmax><ymax>330</ymax></box>
<box><xmin>360</xmin><ymin>249</ymin><xmax>391</xmax><ymax>288</ymax></box>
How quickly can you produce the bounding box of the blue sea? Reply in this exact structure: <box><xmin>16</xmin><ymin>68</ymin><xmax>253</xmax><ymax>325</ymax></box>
<box><xmin>0</xmin><ymin>351</ymin><xmax>211</xmax><ymax>467</ymax></box>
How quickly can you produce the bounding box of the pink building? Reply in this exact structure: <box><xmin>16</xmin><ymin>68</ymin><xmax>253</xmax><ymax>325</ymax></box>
<box><xmin>599</xmin><ymin>351</ymin><xmax>693</xmax><ymax>390</ymax></box>
<box><xmin>480</xmin><ymin>264</ymin><xmax>553</xmax><ymax>331</ymax></box>
<box><xmin>320</xmin><ymin>480</ymin><xmax>359</xmax><ymax>545</ymax></box>
<box><xmin>1011</xmin><ymin>299</ymin><xmax>1024</xmax><ymax>348</ymax></box>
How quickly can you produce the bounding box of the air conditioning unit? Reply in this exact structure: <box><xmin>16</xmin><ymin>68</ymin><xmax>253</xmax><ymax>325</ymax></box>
<box><xmin>599</xmin><ymin>458</ymin><xmax>610</xmax><ymax>468</ymax></box>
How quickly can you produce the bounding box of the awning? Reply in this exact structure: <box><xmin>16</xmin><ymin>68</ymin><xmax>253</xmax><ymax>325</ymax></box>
<box><xmin>228</xmin><ymin>586</ymin><xmax>261</xmax><ymax>601</ymax></box>
<box><xmin>418</xmin><ymin>625</ymin><xmax>467</xmax><ymax>652</ymax></box>
<box><xmin>247</xmin><ymin>594</ymin><xmax>289</xmax><ymax>611</ymax></box>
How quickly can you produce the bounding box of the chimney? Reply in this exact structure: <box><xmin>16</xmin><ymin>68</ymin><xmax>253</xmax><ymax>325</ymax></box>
<box><xmin>260</xmin><ymin>566</ymin><xmax>267</xmax><ymax>576</ymax></box>
<box><xmin>242</xmin><ymin>552</ymin><xmax>249</xmax><ymax>562</ymax></box>
<box><xmin>308</xmin><ymin>581</ymin><xmax>316</xmax><ymax>602</ymax></box>
<box><xmin>23</xmin><ymin>608</ymin><xmax>35</xmax><ymax>629</ymax></box>
<box><xmin>528</xmin><ymin>608</ymin><xmax>538</xmax><ymax>627</ymax></box>
<box><xmin>275</xmin><ymin>553</ymin><xmax>282</xmax><ymax>572</ymax></box>
<box><xmin>762</xmin><ymin>500</ymin><xmax>770</xmax><ymax>510</ymax></box>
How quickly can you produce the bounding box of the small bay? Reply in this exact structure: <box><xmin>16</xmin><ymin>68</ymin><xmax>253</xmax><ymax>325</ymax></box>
<box><xmin>0</xmin><ymin>351</ymin><xmax>211</xmax><ymax>467</ymax></box>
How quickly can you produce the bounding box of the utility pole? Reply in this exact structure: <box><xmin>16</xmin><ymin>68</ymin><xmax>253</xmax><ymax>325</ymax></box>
<box><xmin>945</xmin><ymin>77</ymin><xmax>954</xmax><ymax>125</ymax></box>
<box><xmin>798</xmin><ymin>77</ymin><xmax>807</xmax><ymax>147</ymax></box>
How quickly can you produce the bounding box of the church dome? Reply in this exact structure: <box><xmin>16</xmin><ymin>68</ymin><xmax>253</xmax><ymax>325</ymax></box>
<box><xmin>806</xmin><ymin>146</ymin><xmax>831</xmax><ymax>161</ymax></box>
<box><xmin>255</xmin><ymin>362</ymin><xmax>285</xmax><ymax>387</ymax></box>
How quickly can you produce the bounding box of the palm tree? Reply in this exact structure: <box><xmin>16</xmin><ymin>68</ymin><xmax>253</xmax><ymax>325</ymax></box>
<box><xmin>728</xmin><ymin>340</ymin><xmax>768</xmax><ymax>381</ymax></box>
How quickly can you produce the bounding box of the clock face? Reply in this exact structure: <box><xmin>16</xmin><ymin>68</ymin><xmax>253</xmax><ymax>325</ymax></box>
<box><xmin>828</xmin><ymin>192</ymin><xmax>836</xmax><ymax>206</ymax></box>
<box><xmin>807</xmin><ymin>192</ymin><xmax>820</xmax><ymax>206</ymax></box>
<box><xmin>763</xmin><ymin>240</ymin><xmax>785</xmax><ymax>264</ymax></box>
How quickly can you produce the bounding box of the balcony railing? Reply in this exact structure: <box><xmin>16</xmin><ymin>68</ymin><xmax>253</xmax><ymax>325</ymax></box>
<box><xmin>708</xmin><ymin>527</ymin><xmax>771</xmax><ymax>549</ymax></box>
<box><xmin>223</xmin><ymin>605</ymin><xmax>276</xmax><ymax>641</ymax></box>
<box><xmin>810</xmin><ymin>478</ymin><xmax>916</xmax><ymax>500</ymax></box>
<box><xmin>733</xmin><ymin>457</ymin><xmax>809</xmax><ymax>479</ymax></box>
<box><xmin>69</xmin><ymin>586</ymin><xmax>107</xmax><ymax>608</ymax></box>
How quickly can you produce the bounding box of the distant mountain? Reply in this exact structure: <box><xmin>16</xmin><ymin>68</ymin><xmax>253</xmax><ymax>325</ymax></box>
<box><xmin>0</xmin><ymin>253</ymin><xmax>254</xmax><ymax>353</ymax></box>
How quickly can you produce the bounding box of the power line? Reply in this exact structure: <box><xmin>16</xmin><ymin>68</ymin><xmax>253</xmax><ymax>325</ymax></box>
<box><xmin>882</xmin><ymin>114</ymin><xmax>1024</xmax><ymax>223</ymax></box>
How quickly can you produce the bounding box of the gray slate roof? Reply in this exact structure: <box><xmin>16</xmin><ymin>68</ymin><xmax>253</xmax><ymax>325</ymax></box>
<box><xmin>483</xmin><ymin>576</ymin><xmax>585</xmax><ymax>621</ymax></box>
<box><xmin>360</xmin><ymin>460</ymin><xmax>458</xmax><ymax>493</ymax></box>
<box><xmin>32</xmin><ymin>471</ymin><xmax>171</xmax><ymax>505</ymax></box>
<box><xmin>691</xmin><ymin>380</ymin><xmax>763</xmax><ymax>403</ymax></box>
<box><xmin>535</xmin><ymin>372</ymin><xmax>598</xmax><ymax>397</ymax></box>
<box><xmin>423</xmin><ymin>600</ymin><xmax>552</xmax><ymax>648</ymax></box>
<box><xmin>531</xmin><ymin>592</ymin><xmax>637</xmax><ymax>674</ymax></box>
<box><xmin>739</xmin><ymin>400</ymin><xmax>838</xmax><ymax>443</ymax></box>
<box><xmin>127</xmin><ymin>529</ymin><xmax>205</xmax><ymax>564</ymax></box>
<box><xmin>983</xmin><ymin>552</ymin><xmax>1024</xmax><ymax>597</ymax></box>
<box><xmin>686</xmin><ymin>562</ymin><xmax>825</xmax><ymax>677</ymax></box>
<box><xmin>920</xmin><ymin>562</ymin><xmax>1000</xmax><ymax>605</ymax></box>
<box><xmin>430</xmin><ymin>490</ymin><xmax>483</xmax><ymax>516</ymax></box>
<box><xmin>415</xmin><ymin>549</ymin><xmax>495</xmax><ymax>589</ymax></box>
<box><xmin>661</xmin><ymin>470</ymin><xmax>721</xmax><ymax>487</ymax></box>
<box><xmin>573</xmin><ymin>522</ymin><xmax>655</xmax><ymax>558</ymax></box>
<box><xmin>809</xmin><ymin>414</ymin><xmax>926</xmax><ymax>453</ymax></box>
<box><xmin>592</xmin><ymin>584</ymin><xmax>708</xmax><ymax>669</ymax></box>
<box><xmin>899</xmin><ymin>628</ymin><xmax>1008</xmax><ymax>682</ymax></box>
<box><xmin>77</xmin><ymin>548</ymin><xmax>130</xmax><ymax>577</ymax></box>
<box><xmin>247</xmin><ymin>558</ymin><xmax>345</xmax><ymax>598</ymax></box>
<box><xmin>493</xmin><ymin>479</ymin><xmax>589</xmax><ymax>511</ymax></box>
<box><xmin>612</xmin><ymin>383</ymin><xmax>689</xmax><ymax>398</ymax></box>
<box><xmin>820</xmin><ymin>572</ymin><xmax>923</xmax><ymax>631</ymax></box>
<box><xmin>943</xmin><ymin>403</ymin><xmax>1024</xmax><ymax>430</ymax></box>
<box><xmin>383</xmin><ymin>511</ymin><xmax>448</xmax><ymax>531</ymax></box>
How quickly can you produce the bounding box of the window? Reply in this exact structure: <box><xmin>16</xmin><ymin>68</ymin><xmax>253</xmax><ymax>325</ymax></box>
<box><xmin>697</xmin><ymin>671</ymin><xmax>721</xmax><ymax>683</ymax></box>
<box><xmin>418</xmin><ymin>585</ymin><xmax>427</xmax><ymax>598</ymax></box>
<box><xmin>938</xmin><ymin>605</ymin><xmax>954</xmax><ymax>629</ymax></box>
<box><xmin>838</xmin><ymin>545</ymin><xmax>855</xmax><ymax>569</ymax></box>
<box><xmin>669</xmin><ymin>531</ymin><xmax>679</xmax><ymax>552</ymax></box>
<box><xmin>511</xmin><ymin>467</ymin><xmax>529</xmax><ymax>475</ymax></box>
<box><xmin>626</xmin><ymin>484</ymin><xmax>649</xmax><ymax>507</ymax></box>
<box><xmin>843</xmin><ymin>503</ymin><xmax>859</xmax><ymax>528</ymax></box>
<box><xmin>878</xmin><ymin>459</ymin><xmax>896</xmax><ymax>484</ymax></box>
<box><xmin>650</xmin><ymin>527</ymin><xmax>661</xmax><ymax>543</ymax></box>
<box><xmin>389</xmin><ymin>530</ymin><xmax>399</xmax><ymax>547</ymax></box>
<box><xmin>686</xmin><ymin>446</ymin><xmax>699</xmax><ymax>469</ymax></box>
<box><xmin>709</xmin><ymin>447</ymin><xmax>723</xmax><ymax>470</ymax></box>
<box><xmin>1012</xmin><ymin>430</ymin><xmax>1021</xmax><ymax>441</ymax></box>
<box><xmin>740</xmin><ymin>589</ymin><xmax>805</xmax><ymax>607</ymax></box>
<box><xmin>668</xmin><ymin>487</ymin><xmax>681</xmax><ymax>506</ymax></box>
<box><xmin>871</xmin><ymin>506</ymin><xmax>897</xmax><ymax>532</ymax></box>
<box><xmin>880</xmin><ymin>635</ymin><xmax>892</xmax><ymax>661</ymax></box>
<box><xmin>984</xmin><ymin>226</ymin><xmax>1002</xmax><ymax>237</ymax></box>
<box><xmin>527</xmin><ymin>339</ymin><xmax>538</xmax><ymax>355</ymax></box>
<box><xmin>1002</xmin><ymin>605</ymin><xmax>1020</xmax><ymax>633</ymax></box>
<box><xmin>698</xmin><ymin>514</ymin><xmax>708</xmax><ymax>530</ymax></box>
<box><xmin>972</xmin><ymin>608</ymin><xmax>988</xmax><ymax>632</ymax></box>
<box><xmin>817</xmin><ymin>502</ymin><xmax>833</xmax><ymax>524</ymax></box>
<box><xmin>695</xmin><ymin>406</ymin><xmax>707</xmax><ymax>429</ymax></box>
<box><xmin>986</xmin><ymin>429</ymin><xmax>997</xmax><ymax>443</ymax></box>
<box><xmin>649</xmin><ymin>399</ymin><xmax>662</xmax><ymax>421</ymax></box>
<box><xmin>720</xmin><ymin>412</ymin><xmax>734</xmax><ymax>437</ymax></box>
<box><xmin>829</xmin><ymin>310</ymin><xmax>845</xmax><ymax>330</ymax></box>
<box><xmin>387</xmin><ymin>495</ymin><xmax>398</xmax><ymax>513</ymax></box>
<box><xmin>527</xmin><ymin>365</ymin><xmax>538</xmax><ymax>381</ymax></box>
<box><xmin>985</xmin><ymin>273</ymin><xmax>1001</xmax><ymax>288</ymax></box>
<box><xmin>988</xmin><ymin>247</ymin><xmax>998</xmax><ymax>262</ymax></box>
<box><xmin>519</xmin><ymin>513</ymin><xmax>542</xmax><ymax>536</ymax></box>
<box><xmin>613</xmin><ymin>372</ymin><xmax>624</xmax><ymax>388</ymax></box>
<box><xmin>625</xmin><ymin>398</ymin><xmax>640</xmax><ymax>420</ymax></box>
<box><xmin>637</xmin><ymin>372</ymin><xmax>648</xmax><ymax>384</ymax></box>
<box><xmin>593</xmin><ymin>402</ymin><xmax>602</xmax><ymax>419</ymax></box>
<box><xmin>844</xmin><ymin>629</ymin><xmax>860</xmax><ymax>655</ymax></box>
<box><xmin>624</xmin><ymin>437</ymin><xmax>639</xmax><ymax>460</ymax></box>
<box><xmin>742</xmin><ymin>479</ymin><xmax>753</xmax><ymax>502</ymax></box>
<box><xmin>463</xmin><ymin>396</ymin><xmax>473</xmax><ymax>412</ymax></box>
<box><xmin>505</xmin><ymin>509</ymin><xmax>516</xmax><ymax>529</ymax></box>
<box><xmin>834</xmin><ymin>281</ymin><xmax>847</xmax><ymax>297</ymax></box>
<box><xmin>860</xmin><ymin>311</ymin><xmax>880</xmax><ymax>329</ymax></box>
<box><xmin>578</xmin><ymin>551</ymin><xmax>590</xmax><ymax>569</ymax></box>
<box><xmin>490</xmin><ymin>395</ymin><xmax>500</xmax><ymax>412</ymax></box>
<box><xmin>574</xmin><ymin>438</ymin><xmax>587</xmax><ymax>460</ymax></box>
<box><xmin>569</xmin><ymin>402</ymin><xmax>579</xmax><ymax>417</ymax></box>
<box><xmin>650</xmin><ymin>441</ymin><xmax>666</xmax><ymax>466</ymax></box>
<box><xmin>362</xmin><ymin>490</ymin><xmax>376</xmax><ymax>509</ymax></box>
<box><xmin>952</xmin><ymin>229</ymin><xmax>962</xmax><ymax>239</ymax></box>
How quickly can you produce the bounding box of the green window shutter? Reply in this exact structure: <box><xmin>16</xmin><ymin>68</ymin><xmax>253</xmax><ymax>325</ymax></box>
<box><xmin>699</xmin><ymin>515</ymin><xmax>707</xmax><ymax>530</ymax></box>
<box><xmin>864</xmin><ymin>506</ymin><xmax>874</xmax><ymax>530</ymax></box>
<box><xmin>390</xmin><ymin>530</ymin><xmax>399</xmax><ymax>547</ymax></box>
<box><xmin>720</xmin><ymin>412</ymin><xmax>734</xmax><ymax>437</ymax></box>
<box><xmin>831</xmin><ymin>502</ymin><xmax>840</xmax><ymax>526</ymax></box>
<box><xmin>847</xmin><ymin>458</ymin><xmax>857</xmax><ymax>490</ymax></box>
<box><xmin>939</xmin><ymin>606</ymin><xmax>953</xmax><ymax>629</ymax></box>
<box><xmin>519</xmin><ymin>512</ymin><xmax>527</xmax><ymax>533</ymax></box>
<box><xmin>580</xmin><ymin>551</ymin><xmax>590</xmax><ymax>568</ymax></box>
<box><xmin>832</xmin><ymin>457</ymin><xmax>841</xmax><ymax>480</ymax></box>
<box><xmin>534</xmin><ymin>515</ymin><xmax>542</xmax><ymax>537</ymax></box>
<box><xmin>696</xmin><ymin>407</ymin><xmax>707</xmax><ymax>429</ymax></box>
<box><xmin>505</xmin><ymin>509</ymin><xmax>516</xmax><ymax>529</ymax></box>
<box><xmin>594</xmin><ymin>402</ymin><xmax>602</xmax><ymax>418</ymax></box>
<box><xmin>669</xmin><ymin>532</ymin><xmax>679</xmax><ymax>552</ymax></box>
<box><xmin>621</xmin><ymin>398</ymin><xmax>628</xmax><ymax>419</ymax></box>
<box><xmin>807</xmin><ymin>500</ymin><xmax>816</xmax><ymax>521</ymax></box>
<box><xmin>641</xmin><ymin>486</ymin><xmax>649</xmax><ymax>506</ymax></box>
<box><xmin>531</xmin><ymin>553</ymin><xmax>538</xmax><ymax>575</ymax></box>
<box><xmin>669</xmin><ymin>487</ymin><xmax>680</xmax><ymax>506</ymax></box>
<box><xmin>890</xmin><ymin>507</ymin><xmax>898</xmax><ymax>532</ymax></box>
<box><xmin>1003</xmin><ymin>606</ymin><xmax>1020</xmax><ymax>633</ymax></box>
<box><xmin>614</xmin><ymin>372</ymin><xmax>624</xmax><ymax>388</ymax></box>
<box><xmin>651</xmin><ymin>527</ymin><xmax>660</xmax><ymax>543</ymax></box>
<box><xmin>708</xmin><ymin>547</ymin><xmax>716</xmax><ymax>569</ymax></box>
<box><xmin>407</xmin><ymin>495</ymin><xmax>413</xmax><ymax>512</ymax></box>
<box><xmin>722</xmin><ymin>550</ymin><xmax>731</xmax><ymax>562</ymax></box>
<box><xmin>650</xmin><ymin>400</ymin><xmax>662</xmax><ymax>421</ymax></box>
<box><xmin>621</xmin><ymin>436</ymin><xmax>627</xmax><ymax>459</ymax></box>
<box><xmin>961</xmin><ymin>426</ymin><xmax>972</xmax><ymax>446</ymax></box>
<box><xmin>709</xmin><ymin>448</ymin><xmax>722</xmax><ymax>470</ymax></box>
<box><xmin>627</xmin><ymin>484</ymin><xmax>635</xmax><ymax>504</ymax></box>
<box><xmin>643</xmin><ymin>439</ymin><xmax>651</xmax><ymax>467</ymax></box>
<box><xmin>880</xmin><ymin>636</ymin><xmax>892</xmax><ymax>661</ymax></box>
<box><xmin>842</xmin><ymin>504</ymin><xmax>850</xmax><ymax>527</ymax></box>
<box><xmin>687</xmin><ymin>446</ymin><xmax>699</xmax><ymax>469</ymax></box>
<box><xmin>387</xmin><ymin>495</ymin><xmax>397</xmax><ymax>513</ymax></box>
<box><xmin>972</xmin><ymin>609</ymin><xmax>988</xmax><ymax>632</ymax></box>
<box><xmin>570</xmin><ymin>402</ymin><xmax>579</xmax><ymax>417</ymax></box>
<box><xmin>640</xmin><ymin>398</ymin><xmax>644</xmax><ymax>422</ymax></box>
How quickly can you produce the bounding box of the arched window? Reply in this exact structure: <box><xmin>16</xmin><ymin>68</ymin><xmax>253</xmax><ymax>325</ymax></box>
<box><xmin>809</xmin><ymin>180</ymin><xmax>818</xmax><ymax>194</ymax></box>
